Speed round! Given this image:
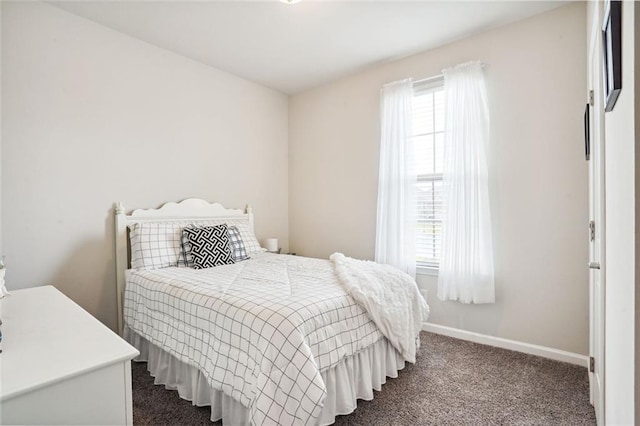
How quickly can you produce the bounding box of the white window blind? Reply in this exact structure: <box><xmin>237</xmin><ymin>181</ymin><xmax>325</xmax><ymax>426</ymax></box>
<box><xmin>413</xmin><ymin>78</ymin><xmax>445</xmax><ymax>270</ymax></box>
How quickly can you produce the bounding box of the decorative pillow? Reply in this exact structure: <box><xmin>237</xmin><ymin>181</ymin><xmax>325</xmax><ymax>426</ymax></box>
<box><xmin>227</xmin><ymin>225</ymin><xmax>250</xmax><ymax>261</ymax></box>
<box><xmin>180</xmin><ymin>226</ymin><xmax>196</xmax><ymax>267</ymax></box>
<box><xmin>178</xmin><ymin>220</ymin><xmax>263</xmax><ymax>266</ymax></box>
<box><xmin>181</xmin><ymin>224</ymin><xmax>250</xmax><ymax>267</ymax></box>
<box><xmin>182</xmin><ymin>225</ymin><xmax>235</xmax><ymax>269</ymax></box>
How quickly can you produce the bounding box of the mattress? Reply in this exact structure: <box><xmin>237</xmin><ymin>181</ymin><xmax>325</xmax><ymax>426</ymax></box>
<box><xmin>124</xmin><ymin>252</ymin><xmax>384</xmax><ymax>425</ymax></box>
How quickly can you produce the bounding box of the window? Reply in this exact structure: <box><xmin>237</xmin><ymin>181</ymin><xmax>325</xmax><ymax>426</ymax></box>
<box><xmin>412</xmin><ymin>78</ymin><xmax>445</xmax><ymax>271</ymax></box>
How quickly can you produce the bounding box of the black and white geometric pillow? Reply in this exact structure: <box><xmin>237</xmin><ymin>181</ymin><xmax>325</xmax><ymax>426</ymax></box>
<box><xmin>228</xmin><ymin>225</ymin><xmax>249</xmax><ymax>262</ymax></box>
<box><xmin>181</xmin><ymin>225</ymin><xmax>235</xmax><ymax>269</ymax></box>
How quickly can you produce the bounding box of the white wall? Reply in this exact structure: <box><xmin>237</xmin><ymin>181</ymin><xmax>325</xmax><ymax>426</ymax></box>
<box><xmin>289</xmin><ymin>3</ymin><xmax>588</xmax><ymax>354</ymax></box>
<box><xmin>1</xmin><ymin>2</ymin><xmax>289</xmax><ymax>331</ymax></box>
<box><xmin>596</xmin><ymin>0</ymin><xmax>636</xmax><ymax>423</ymax></box>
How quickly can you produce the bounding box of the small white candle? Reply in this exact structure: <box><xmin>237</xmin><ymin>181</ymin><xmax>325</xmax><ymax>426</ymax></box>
<box><xmin>265</xmin><ymin>238</ymin><xmax>279</xmax><ymax>253</ymax></box>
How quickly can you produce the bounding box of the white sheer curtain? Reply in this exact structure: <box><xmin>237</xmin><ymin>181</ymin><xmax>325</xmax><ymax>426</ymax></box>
<box><xmin>375</xmin><ymin>78</ymin><xmax>416</xmax><ymax>278</ymax></box>
<box><xmin>437</xmin><ymin>61</ymin><xmax>495</xmax><ymax>303</ymax></box>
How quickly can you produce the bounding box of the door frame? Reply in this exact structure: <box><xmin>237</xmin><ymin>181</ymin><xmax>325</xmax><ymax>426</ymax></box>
<box><xmin>587</xmin><ymin>5</ymin><xmax>606</xmax><ymax>424</ymax></box>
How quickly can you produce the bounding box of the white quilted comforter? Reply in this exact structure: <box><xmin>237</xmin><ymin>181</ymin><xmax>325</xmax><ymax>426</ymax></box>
<box><xmin>124</xmin><ymin>252</ymin><xmax>425</xmax><ymax>425</ymax></box>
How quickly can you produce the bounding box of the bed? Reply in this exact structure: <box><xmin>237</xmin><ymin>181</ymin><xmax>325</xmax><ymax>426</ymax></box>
<box><xmin>114</xmin><ymin>199</ymin><xmax>428</xmax><ymax>425</ymax></box>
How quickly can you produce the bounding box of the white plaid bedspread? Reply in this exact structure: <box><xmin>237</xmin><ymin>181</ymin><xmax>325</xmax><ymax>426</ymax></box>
<box><xmin>124</xmin><ymin>253</ymin><xmax>383</xmax><ymax>425</ymax></box>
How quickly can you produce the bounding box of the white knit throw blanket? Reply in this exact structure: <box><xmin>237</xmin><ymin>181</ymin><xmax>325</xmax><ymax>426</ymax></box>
<box><xmin>330</xmin><ymin>253</ymin><xmax>430</xmax><ymax>363</ymax></box>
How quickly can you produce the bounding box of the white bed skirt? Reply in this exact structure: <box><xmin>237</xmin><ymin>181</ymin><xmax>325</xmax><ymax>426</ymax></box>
<box><xmin>125</xmin><ymin>327</ymin><xmax>407</xmax><ymax>425</ymax></box>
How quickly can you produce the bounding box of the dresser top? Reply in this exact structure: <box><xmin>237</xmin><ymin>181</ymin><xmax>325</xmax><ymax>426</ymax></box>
<box><xmin>0</xmin><ymin>286</ymin><xmax>139</xmax><ymax>401</ymax></box>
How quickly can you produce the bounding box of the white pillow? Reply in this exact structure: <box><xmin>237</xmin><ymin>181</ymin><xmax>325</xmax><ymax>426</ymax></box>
<box><xmin>129</xmin><ymin>222</ymin><xmax>183</xmax><ymax>270</ymax></box>
<box><xmin>128</xmin><ymin>219</ymin><xmax>264</xmax><ymax>270</ymax></box>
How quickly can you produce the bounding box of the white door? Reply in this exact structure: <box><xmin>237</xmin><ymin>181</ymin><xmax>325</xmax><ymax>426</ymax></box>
<box><xmin>588</xmin><ymin>21</ymin><xmax>605</xmax><ymax>425</ymax></box>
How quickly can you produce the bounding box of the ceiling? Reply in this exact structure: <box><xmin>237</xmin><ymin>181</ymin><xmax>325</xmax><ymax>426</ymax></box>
<box><xmin>50</xmin><ymin>1</ymin><xmax>568</xmax><ymax>95</ymax></box>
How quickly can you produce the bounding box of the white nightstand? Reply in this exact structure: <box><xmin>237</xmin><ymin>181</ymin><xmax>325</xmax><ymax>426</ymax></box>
<box><xmin>0</xmin><ymin>286</ymin><xmax>139</xmax><ymax>425</ymax></box>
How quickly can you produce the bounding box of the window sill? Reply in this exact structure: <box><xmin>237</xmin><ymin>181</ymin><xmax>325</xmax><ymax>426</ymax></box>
<box><xmin>417</xmin><ymin>266</ymin><xmax>439</xmax><ymax>277</ymax></box>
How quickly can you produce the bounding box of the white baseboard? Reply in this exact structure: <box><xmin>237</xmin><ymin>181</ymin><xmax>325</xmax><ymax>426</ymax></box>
<box><xmin>422</xmin><ymin>323</ymin><xmax>589</xmax><ymax>368</ymax></box>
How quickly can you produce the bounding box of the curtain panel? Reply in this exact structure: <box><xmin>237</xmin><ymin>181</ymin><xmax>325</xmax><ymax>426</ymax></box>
<box><xmin>375</xmin><ymin>78</ymin><xmax>416</xmax><ymax>278</ymax></box>
<box><xmin>437</xmin><ymin>61</ymin><xmax>495</xmax><ymax>304</ymax></box>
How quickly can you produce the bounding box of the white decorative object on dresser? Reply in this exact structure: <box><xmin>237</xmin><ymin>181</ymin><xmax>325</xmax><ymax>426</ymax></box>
<box><xmin>0</xmin><ymin>286</ymin><xmax>139</xmax><ymax>425</ymax></box>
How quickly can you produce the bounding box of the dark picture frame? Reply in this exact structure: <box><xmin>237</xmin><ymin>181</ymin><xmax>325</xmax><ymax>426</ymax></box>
<box><xmin>602</xmin><ymin>0</ymin><xmax>622</xmax><ymax>112</ymax></box>
<box><xmin>584</xmin><ymin>103</ymin><xmax>590</xmax><ymax>161</ymax></box>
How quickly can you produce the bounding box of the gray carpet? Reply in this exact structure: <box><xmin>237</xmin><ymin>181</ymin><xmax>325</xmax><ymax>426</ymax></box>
<box><xmin>132</xmin><ymin>332</ymin><xmax>596</xmax><ymax>425</ymax></box>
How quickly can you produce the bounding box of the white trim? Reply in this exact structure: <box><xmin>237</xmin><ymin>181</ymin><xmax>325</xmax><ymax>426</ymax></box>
<box><xmin>422</xmin><ymin>323</ymin><xmax>589</xmax><ymax>368</ymax></box>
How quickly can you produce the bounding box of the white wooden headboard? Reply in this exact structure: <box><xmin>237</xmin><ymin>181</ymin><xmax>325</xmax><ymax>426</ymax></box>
<box><xmin>113</xmin><ymin>198</ymin><xmax>254</xmax><ymax>335</ymax></box>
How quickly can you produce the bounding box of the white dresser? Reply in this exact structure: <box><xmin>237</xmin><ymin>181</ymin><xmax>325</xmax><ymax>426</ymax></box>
<box><xmin>0</xmin><ymin>286</ymin><xmax>139</xmax><ymax>425</ymax></box>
